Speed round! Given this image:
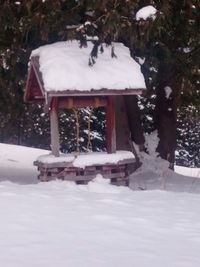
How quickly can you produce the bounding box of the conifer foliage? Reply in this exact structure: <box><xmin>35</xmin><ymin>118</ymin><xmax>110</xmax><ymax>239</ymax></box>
<box><xmin>0</xmin><ymin>0</ymin><xmax>199</xmax><ymax>166</ymax></box>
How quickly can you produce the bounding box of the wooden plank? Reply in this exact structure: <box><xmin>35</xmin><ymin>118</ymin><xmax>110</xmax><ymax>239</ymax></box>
<box><xmin>63</xmin><ymin>174</ymin><xmax>95</xmax><ymax>181</ymax></box>
<box><xmin>37</xmin><ymin>163</ymin><xmax>131</xmax><ymax>184</ymax></box>
<box><xmin>34</xmin><ymin>161</ymin><xmax>74</xmax><ymax>168</ymax></box>
<box><xmin>63</xmin><ymin>172</ymin><xmax>126</xmax><ymax>181</ymax></box>
<box><xmin>39</xmin><ymin>172</ymin><xmax>126</xmax><ymax>181</ymax></box>
<box><xmin>58</xmin><ymin>97</ymin><xmax>107</xmax><ymax>109</ymax></box>
<box><xmin>101</xmin><ymin>172</ymin><xmax>126</xmax><ymax>179</ymax></box>
<box><xmin>48</xmin><ymin>88</ymin><xmax>145</xmax><ymax>97</ymax></box>
<box><xmin>34</xmin><ymin>157</ymin><xmax>135</xmax><ymax>169</ymax></box>
<box><xmin>106</xmin><ymin>96</ymin><xmax>116</xmax><ymax>153</ymax></box>
<box><xmin>50</xmin><ymin>97</ymin><xmax>60</xmax><ymax>157</ymax></box>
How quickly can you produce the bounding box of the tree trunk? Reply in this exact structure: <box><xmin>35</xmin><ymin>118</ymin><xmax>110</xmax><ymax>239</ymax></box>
<box><xmin>115</xmin><ymin>95</ymin><xmax>145</xmax><ymax>150</ymax></box>
<box><xmin>115</xmin><ymin>95</ymin><xmax>145</xmax><ymax>169</ymax></box>
<box><xmin>124</xmin><ymin>95</ymin><xmax>145</xmax><ymax>148</ymax></box>
<box><xmin>155</xmin><ymin>74</ymin><xmax>180</xmax><ymax>168</ymax></box>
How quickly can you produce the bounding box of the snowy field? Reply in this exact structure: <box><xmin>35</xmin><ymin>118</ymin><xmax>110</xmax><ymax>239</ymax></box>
<box><xmin>0</xmin><ymin>143</ymin><xmax>200</xmax><ymax>267</ymax></box>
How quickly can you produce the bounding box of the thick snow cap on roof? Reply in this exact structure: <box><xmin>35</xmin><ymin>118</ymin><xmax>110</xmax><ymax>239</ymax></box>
<box><xmin>31</xmin><ymin>40</ymin><xmax>146</xmax><ymax>92</ymax></box>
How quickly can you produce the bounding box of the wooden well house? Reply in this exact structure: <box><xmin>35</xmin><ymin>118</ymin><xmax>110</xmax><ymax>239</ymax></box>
<box><xmin>24</xmin><ymin>41</ymin><xmax>146</xmax><ymax>185</ymax></box>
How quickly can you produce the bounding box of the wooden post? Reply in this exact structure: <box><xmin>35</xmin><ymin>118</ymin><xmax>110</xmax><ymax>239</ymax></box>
<box><xmin>50</xmin><ymin>97</ymin><xmax>60</xmax><ymax>157</ymax></box>
<box><xmin>106</xmin><ymin>96</ymin><xmax>116</xmax><ymax>153</ymax></box>
<box><xmin>115</xmin><ymin>96</ymin><xmax>132</xmax><ymax>151</ymax></box>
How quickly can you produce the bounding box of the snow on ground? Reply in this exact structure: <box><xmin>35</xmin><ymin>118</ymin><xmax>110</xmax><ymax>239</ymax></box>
<box><xmin>175</xmin><ymin>165</ymin><xmax>200</xmax><ymax>178</ymax></box>
<box><xmin>0</xmin><ymin>143</ymin><xmax>200</xmax><ymax>267</ymax></box>
<box><xmin>1</xmin><ymin>180</ymin><xmax>200</xmax><ymax>267</ymax></box>
<box><xmin>31</xmin><ymin>41</ymin><xmax>146</xmax><ymax>92</ymax></box>
<box><xmin>0</xmin><ymin>143</ymin><xmax>48</xmax><ymax>184</ymax></box>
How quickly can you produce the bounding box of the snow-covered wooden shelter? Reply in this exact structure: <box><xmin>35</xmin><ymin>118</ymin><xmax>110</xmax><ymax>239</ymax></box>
<box><xmin>24</xmin><ymin>40</ymin><xmax>146</xmax><ymax>185</ymax></box>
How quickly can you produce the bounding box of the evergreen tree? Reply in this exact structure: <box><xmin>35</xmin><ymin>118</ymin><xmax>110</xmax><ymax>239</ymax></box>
<box><xmin>0</xmin><ymin>0</ymin><xmax>82</xmax><ymax>146</ymax></box>
<box><xmin>0</xmin><ymin>0</ymin><xmax>199</xmax><ymax>166</ymax></box>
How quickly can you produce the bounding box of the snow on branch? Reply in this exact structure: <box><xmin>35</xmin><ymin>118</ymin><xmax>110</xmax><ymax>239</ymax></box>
<box><xmin>136</xmin><ymin>5</ymin><xmax>157</xmax><ymax>21</ymax></box>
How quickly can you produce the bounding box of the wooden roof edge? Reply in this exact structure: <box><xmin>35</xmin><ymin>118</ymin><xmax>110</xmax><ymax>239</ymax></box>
<box><xmin>24</xmin><ymin>58</ymin><xmax>46</xmax><ymax>103</ymax></box>
<box><xmin>24</xmin><ymin>64</ymin><xmax>32</xmax><ymax>102</ymax></box>
<box><xmin>46</xmin><ymin>88</ymin><xmax>146</xmax><ymax>97</ymax></box>
<box><xmin>24</xmin><ymin>98</ymin><xmax>45</xmax><ymax>104</ymax></box>
<box><xmin>30</xmin><ymin>57</ymin><xmax>45</xmax><ymax>96</ymax></box>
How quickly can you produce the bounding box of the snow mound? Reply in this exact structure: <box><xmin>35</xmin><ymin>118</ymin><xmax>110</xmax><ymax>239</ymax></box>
<box><xmin>0</xmin><ymin>143</ymin><xmax>49</xmax><ymax>184</ymax></box>
<box><xmin>129</xmin><ymin>132</ymin><xmax>200</xmax><ymax>193</ymax></box>
<box><xmin>175</xmin><ymin>166</ymin><xmax>200</xmax><ymax>178</ymax></box>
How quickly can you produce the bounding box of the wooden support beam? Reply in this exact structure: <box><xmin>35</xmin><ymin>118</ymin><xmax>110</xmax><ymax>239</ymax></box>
<box><xmin>24</xmin><ymin>65</ymin><xmax>44</xmax><ymax>102</ymax></box>
<box><xmin>115</xmin><ymin>96</ymin><xmax>132</xmax><ymax>151</ymax></box>
<box><xmin>50</xmin><ymin>97</ymin><xmax>60</xmax><ymax>157</ymax></box>
<box><xmin>106</xmin><ymin>96</ymin><xmax>116</xmax><ymax>153</ymax></box>
<box><xmin>58</xmin><ymin>96</ymin><xmax>107</xmax><ymax>109</ymax></box>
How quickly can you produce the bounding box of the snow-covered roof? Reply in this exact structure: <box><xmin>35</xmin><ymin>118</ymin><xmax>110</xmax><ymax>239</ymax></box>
<box><xmin>136</xmin><ymin>5</ymin><xmax>157</xmax><ymax>21</ymax></box>
<box><xmin>30</xmin><ymin>40</ymin><xmax>146</xmax><ymax>94</ymax></box>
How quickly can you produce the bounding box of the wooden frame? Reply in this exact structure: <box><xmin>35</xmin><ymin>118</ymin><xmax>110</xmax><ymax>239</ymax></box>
<box><xmin>24</xmin><ymin>55</ymin><xmax>145</xmax><ymax>157</ymax></box>
<box><xmin>49</xmin><ymin>95</ymin><xmax>116</xmax><ymax>155</ymax></box>
<box><xmin>106</xmin><ymin>96</ymin><xmax>116</xmax><ymax>153</ymax></box>
<box><xmin>50</xmin><ymin>97</ymin><xmax>60</xmax><ymax>157</ymax></box>
<box><xmin>58</xmin><ymin>96</ymin><xmax>107</xmax><ymax>109</ymax></box>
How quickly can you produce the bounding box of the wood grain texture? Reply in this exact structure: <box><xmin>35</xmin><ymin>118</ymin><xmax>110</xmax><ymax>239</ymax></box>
<box><xmin>50</xmin><ymin>97</ymin><xmax>60</xmax><ymax>157</ymax></box>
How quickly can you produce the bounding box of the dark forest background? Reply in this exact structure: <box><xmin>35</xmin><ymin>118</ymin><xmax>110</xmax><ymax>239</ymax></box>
<box><xmin>0</xmin><ymin>0</ymin><xmax>199</xmax><ymax>167</ymax></box>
